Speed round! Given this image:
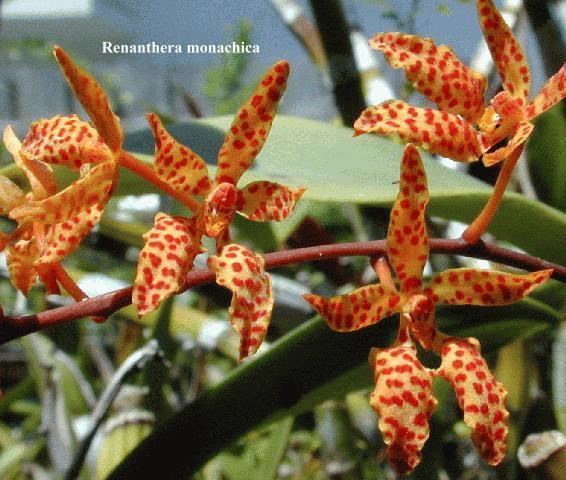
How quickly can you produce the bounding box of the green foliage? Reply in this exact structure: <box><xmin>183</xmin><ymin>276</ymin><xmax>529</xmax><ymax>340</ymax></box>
<box><xmin>204</xmin><ymin>20</ymin><xmax>256</xmax><ymax>114</ymax></box>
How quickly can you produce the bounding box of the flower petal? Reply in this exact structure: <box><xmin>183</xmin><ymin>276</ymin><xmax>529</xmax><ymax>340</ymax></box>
<box><xmin>437</xmin><ymin>337</ymin><xmax>509</xmax><ymax>465</ymax></box>
<box><xmin>133</xmin><ymin>213</ymin><xmax>201</xmax><ymax>317</ymax></box>
<box><xmin>477</xmin><ymin>0</ymin><xmax>530</xmax><ymax>104</ymax></box>
<box><xmin>236</xmin><ymin>181</ymin><xmax>305</xmax><ymax>222</ymax></box>
<box><xmin>524</xmin><ymin>63</ymin><xmax>566</xmax><ymax>121</ymax></box>
<box><xmin>147</xmin><ymin>113</ymin><xmax>212</xmax><ymax>196</ymax></box>
<box><xmin>215</xmin><ymin>61</ymin><xmax>289</xmax><ymax>186</ymax></box>
<box><xmin>0</xmin><ymin>176</ymin><xmax>26</xmax><ymax>215</ymax></box>
<box><xmin>5</xmin><ymin>238</ymin><xmax>38</xmax><ymax>294</ymax></box>
<box><xmin>38</xmin><ymin>204</ymin><xmax>104</xmax><ymax>264</ymax></box>
<box><xmin>355</xmin><ymin>101</ymin><xmax>483</xmax><ymax>162</ymax></box>
<box><xmin>387</xmin><ymin>144</ymin><xmax>429</xmax><ymax>295</ymax></box>
<box><xmin>482</xmin><ymin>121</ymin><xmax>533</xmax><ymax>167</ymax></box>
<box><xmin>20</xmin><ymin>115</ymin><xmax>111</xmax><ymax>171</ymax></box>
<box><xmin>370</xmin><ymin>32</ymin><xmax>486</xmax><ymax>122</ymax></box>
<box><xmin>3</xmin><ymin>125</ymin><xmax>57</xmax><ymax>199</ymax></box>
<box><xmin>54</xmin><ymin>46</ymin><xmax>123</xmax><ymax>151</ymax></box>
<box><xmin>208</xmin><ymin>244</ymin><xmax>274</xmax><ymax>361</ymax></box>
<box><xmin>369</xmin><ymin>343</ymin><xmax>437</xmax><ymax>474</ymax></box>
<box><xmin>9</xmin><ymin>160</ymin><xmax>115</xmax><ymax>225</ymax></box>
<box><xmin>426</xmin><ymin>268</ymin><xmax>552</xmax><ymax>305</ymax></box>
<box><xmin>303</xmin><ymin>284</ymin><xmax>402</xmax><ymax>332</ymax></box>
<box><xmin>403</xmin><ymin>295</ymin><xmax>436</xmax><ymax>350</ymax></box>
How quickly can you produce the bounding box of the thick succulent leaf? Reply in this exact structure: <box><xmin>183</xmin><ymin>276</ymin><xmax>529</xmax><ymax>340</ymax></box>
<box><xmin>3</xmin><ymin>125</ymin><xmax>57</xmax><ymax>199</ymax></box>
<box><xmin>477</xmin><ymin>0</ymin><xmax>530</xmax><ymax>104</ymax></box>
<box><xmin>0</xmin><ymin>175</ymin><xmax>26</xmax><ymax>215</ymax></box>
<box><xmin>147</xmin><ymin>113</ymin><xmax>212</xmax><ymax>196</ymax></box>
<box><xmin>437</xmin><ymin>336</ymin><xmax>508</xmax><ymax>465</ymax></box>
<box><xmin>208</xmin><ymin>244</ymin><xmax>274</xmax><ymax>361</ymax></box>
<box><xmin>133</xmin><ymin>213</ymin><xmax>200</xmax><ymax>317</ymax></box>
<box><xmin>355</xmin><ymin>101</ymin><xmax>483</xmax><ymax>162</ymax></box>
<box><xmin>215</xmin><ymin>61</ymin><xmax>289</xmax><ymax>186</ymax></box>
<box><xmin>54</xmin><ymin>46</ymin><xmax>123</xmax><ymax>151</ymax></box>
<box><xmin>482</xmin><ymin>121</ymin><xmax>533</xmax><ymax>167</ymax></box>
<box><xmin>202</xmin><ymin>183</ymin><xmax>237</xmax><ymax>239</ymax></box>
<box><xmin>387</xmin><ymin>144</ymin><xmax>429</xmax><ymax>294</ymax></box>
<box><xmin>370</xmin><ymin>32</ymin><xmax>486</xmax><ymax>123</ymax></box>
<box><xmin>524</xmin><ymin>64</ymin><xmax>566</xmax><ymax>121</ymax></box>
<box><xmin>209</xmin><ymin>244</ymin><xmax>274</xmax><ymax>361</ymax></box>
<box><xmin>5</xmin><ymin>238</ymin><xmax>38</xmax><ymax>294</ymax></box>
<box><xmin>236</xmin><ymin>181</ymin><xmax>305</xmax><ymax>222</ymax></box>
<box><xmin>9</xmin><ymin>160</ymin><xmax>115</xmax><ymax>225</ymax></box>
<box><xmin>369</xmin><ymin>343</ymin><xmax>437</xmax><ymax>474</ymax></box>
<box><xmin>38</xmin><ymin>204</ymin><xmax>104</xmax><ymax>264</ymax></box>
<box><xmin>426</xmin><ymin>268</ymin><xmax>552</xmax><ymax>306</ymax></box>
<box><xmin>303</xmin><ymin>284</ymin><xmax>402</xmax><ymax>332</ymax></box>
<box><xmin>109</xmin><ymin>299</ymin><xmax>559</xmax><ymax>478</ymax></box>
<box><xmin>20</xmin><ymin>115</ymin><xmax>111</xmax><ymax>170</ymax></box>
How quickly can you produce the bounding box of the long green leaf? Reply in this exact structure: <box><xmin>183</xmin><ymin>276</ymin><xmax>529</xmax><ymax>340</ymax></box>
<box><xmin>109</xmin><ymin>299</ymin><xmax>560</xmax><ymax>479</ymax></box>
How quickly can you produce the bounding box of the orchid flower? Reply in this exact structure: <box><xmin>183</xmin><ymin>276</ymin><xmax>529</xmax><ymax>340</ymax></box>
<box><xmin>354</xmin><ymin>0</ymin><xmax>565</xmax><ymax>166</ymax></box>
<box><xmin>304</xmin><ymin>144</ymin><xmax>552</xmax><ymax>473</ymax></box>
<box><xmin>133</xmin><ymin>61</ymin><xmax>304</xmax><ymax>360</ymax></box>
<box><xmin>6</xmin><ymin>46</ymin><xmax>123</xmax><ymax>248</ymax></box>
<box><xmin>0</xmin><ymin>125</ymin><xmax>112</xmax><ymax>294</ymax></box>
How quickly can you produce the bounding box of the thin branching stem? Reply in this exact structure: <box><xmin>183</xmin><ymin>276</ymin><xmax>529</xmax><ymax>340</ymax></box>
<box><xmin>0</xmin><ymin>237</ymin><xmax>563</xmax><ymax>345</ymax></box>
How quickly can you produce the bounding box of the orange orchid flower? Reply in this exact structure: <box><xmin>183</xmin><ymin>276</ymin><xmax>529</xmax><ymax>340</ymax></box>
<box><xmin>0</xmin><ymin>125</ymin><xmax>112</xmax><ymax>295</ymax></box>
<box><xmin>354</xmin><ymin>0</ymin><xmax>565</xmax><ymax>166</ymax></box>
<box><xmin>133</xmin><ymin>62</ymin><xmax>304</xmax><ymax>360</ymax></box>
<box><xmin>304</xmin><ymin>144</ymin><xmax>552</xmax><ymax>473</ymax></box>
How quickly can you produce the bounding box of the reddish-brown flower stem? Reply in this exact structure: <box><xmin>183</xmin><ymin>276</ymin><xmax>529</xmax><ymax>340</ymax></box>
<box><xmin>0</xmin><ymin>237</ymin><xmax>564</xmax><ymax>345</ymax></box>
<box><xmin>463</xmin><ymin>145</ymin><xmax>523</xmax><ymax>244</ymax></box>
<box><xmin>118</xmin><ymin>151</ymin><xmax>201</xmax><ymax>213</ymax></box>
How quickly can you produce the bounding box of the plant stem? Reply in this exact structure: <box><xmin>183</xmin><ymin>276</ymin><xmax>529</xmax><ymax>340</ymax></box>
<box><xmin>118</xmin><ymin>151</ymin><xmax>201</xmax><ymax>213</ymax></box>
<box><xmin>0</xmin><ymin>237</ymin><xmax>563</xmax><ymax>345</ymax></box>
<box><xmin>463</xmin><ymin>144</ymin><xmax>523</xmax><ymax>244</ymax></box>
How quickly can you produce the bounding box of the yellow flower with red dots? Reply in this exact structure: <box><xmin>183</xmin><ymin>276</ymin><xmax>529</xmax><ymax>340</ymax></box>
<box><xmin>354</xmin><ymin>0</ymin><xmax>565</xmax><ymax>166</ymax></box>
<box><xmin>304</xmin><ymin>143</ymin><xmax>551</xmax><ymax>473</ymax></box>
<box><xmin>133</xmin><ymin>61</ymin><xmax>304</xmax><ymax>360</ymax></box>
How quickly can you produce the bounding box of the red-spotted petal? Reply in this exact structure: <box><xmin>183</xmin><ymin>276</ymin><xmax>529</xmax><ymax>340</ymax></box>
<box><xmin>427</xmin><ymin>268</ymin><xmax>552</xmax><ymax>305</ymax></box>
<box><xmin>482</xmin><ymin>121</ymin><xmax>533</xmax><ymax>167</ymax></box>
<box><xmin>5</xmin><ymin>238</ymin><xmax>39</xmax><ymax>294</ymax></box>
<box><xmin>524</xmin><ymin>63</ymin><xmax>566</xmax><ymax>121</ymax></box>
<box><xmin>477</xmin><ymin>0</ymin><xmax>530</xmax><ymax>104</ymax></box>
<box><xmin>208</xmin><ymin>244</ymin><xmax>274</xmax><ymax>361</ymax></box>
<box><xmin>355</xmin><ymin>101</ymin><xmax>483</xmax><ymax>162</ymax></box>
<box><xmin>387</xmin><ymin>144</ymin><xmax>429</xmax><ymax>295</ymax></box>
<box><xmin>54</xmin><ymin>46</ymin><xmax>123</xmax><ymax>152</ymax></box>
<box><xmin>20</xmin><ymin>115</ymin><xmax>111</xmax><ymax>171</ymax></box>
<box><xmin>201</xmin><ymin>183</ymin><xmax>238</xmax><ymax>239</ymax></box>
<box><xmin>9</xmin><ymin>160</ymin><xmax>115</xmax><ymax>225</ymax></box>
<box><xmin>38</xmin><ymin>204</ymin><xmax>104</xmax><ymax>264</ymax></box>
<box><xmin>403</xmin><ymin>295</ymin><xmax>436</xmax><ymax>350</ymax></box>
<box><xmin>304</xmin><ymin>284</ymin><xmax>402</xmax><ymax>332</ymax></box>
<box><xmin>369</xmin><ymin>343</ymin><xmax>437</xmax><ymax>474</ymax></box>
<box><xmin>3</xmin><ymin>126</ymin><xmax>57</xmax><ymax>200</ymax></box>
<box><xmin>147</xmin><ymin>113</ymin><xmax>212</xmax><ymax>196</ymax></box>
<box><xmin>370</xmin><ymin>32</ymin><xmax>486</xmax><ymax>123</ymax></box>
<box><xmin>215</xmin><ymin>61</ymin><xmax>289</xmax><ymax>186</ymax></box>
<box><xmin>236</xmin><ymin>181</ymin><xmax>305</xmax><ymax>222</ymax></box>
<box><xmin>133</xmin><ymin>213</ymin><xmax>201</xmax><ymax>317</ymax></box>
<box><xmin>437</xmin><ymin>337</ymin><xmax>509</xmax><ymax>465</ymax></box>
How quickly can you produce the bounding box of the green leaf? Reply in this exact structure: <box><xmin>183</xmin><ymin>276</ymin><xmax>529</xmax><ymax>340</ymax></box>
<box><xmin>527</xmin><ymin>104</ymin><xmax>566</xmax><ymax>211</ymax></box>
<box><xmin>124</xmin><ymin>116</ymin><xmax>566</xmax><ymax>263</ymax></box>
<box><xmin>109</xmin><ymin>299</ymin><xmax>560</xmax><ymax>478</ymax></box>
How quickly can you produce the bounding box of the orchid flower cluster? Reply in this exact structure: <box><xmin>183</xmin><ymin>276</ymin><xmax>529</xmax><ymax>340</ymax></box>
<box><xmin>0</xmin><ymin>0</ymin><xmax>562</xmax><ymax>475</ymax></box>
<box><xmin>0</xmin><ymin>47</ymin><xmax>304</xmax><ymax>359</ymax></box>
<box><xmin>303</xmin><ymin>0</ymin><xmax>563</xmax><ymax>474</ymax></box>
